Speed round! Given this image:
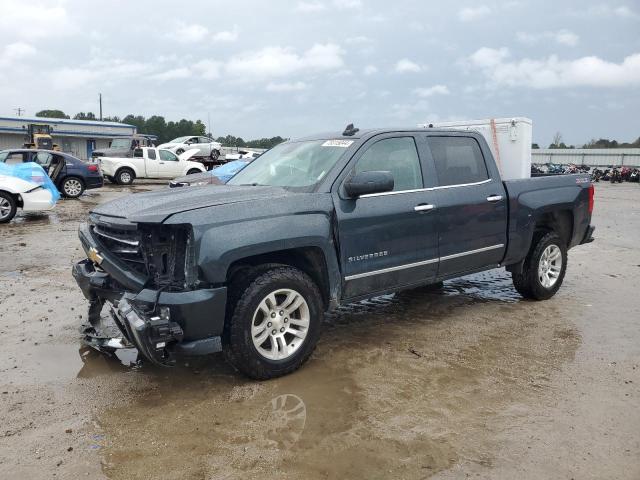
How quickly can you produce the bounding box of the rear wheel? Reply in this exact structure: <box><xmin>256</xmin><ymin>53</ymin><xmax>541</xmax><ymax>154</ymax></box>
<box><xmin>116</xmin><ymin>168</ymin><xmax>134</xmax><ymax>185</ymax></box>
<box><xmin>211</xmin><ymin>149</ymin><xmax>220</xmax><ymax>161</ymax></box>
<box><xmin>512</xmin><ymin>231</ymin><xmax>567</xmax><ymax>300</ymax></box>
<box><xmin>224</xmin><ymin>266</ymin><xmax>323</xmax><ymax>379</ymax></box>
<box><xmin>176</xmin><ymin>148</ymin><xmax>185</xmax><ymax>155</ymax></box>
<box><xmin>61</xmin><ymin>177</ymin><xmax>85</xmax><ymax>198</ymax></box>
<box><xmin>0</xmin><ymin>192</ymin><xmax>17</xmax><ymax>223</ymax></box>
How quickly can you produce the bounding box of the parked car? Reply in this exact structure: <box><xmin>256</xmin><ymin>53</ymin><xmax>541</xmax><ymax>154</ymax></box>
<box><xmin>98</xmin><ymin>147</ymin><xmax>206</xmax><ymax>185</ymax></box>
<box><xmin>169</xmin><ymin>159</ymin><xmax>251</xmax><ymax>187</ymax></box>
<box><xmin>158</xmin><ymin>136</ymin><xmax>222</xmax><ymax>160</ymax></box>
<box><xmin>73</xmin><ymin>126</ymin><xmax>595</xmax><ymax>379</ymax></box>
<box><xmin>224</xmin><ymin>150</ymin><xmax>262</xmax><ymax>161</ymax></box>
<box><xmin>0</xmin><ymin>162</ymin><xmax>60</xmax><ymax>223</ymax></box>
<box><xmin>0</xmin><ymin>149</ymin><xmax>103</xmax><ymax>198</ymax></box>
<box><xmin>91</xmin><ymin>134</ymin><xmax>158</xmax><ymax>160</ymax></box>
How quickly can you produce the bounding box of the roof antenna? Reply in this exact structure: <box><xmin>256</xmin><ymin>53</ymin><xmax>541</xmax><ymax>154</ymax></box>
<box><xmin>342</xmin><ymin>123</ymin><xmax>359</xmax><ymax>136</ymax></box>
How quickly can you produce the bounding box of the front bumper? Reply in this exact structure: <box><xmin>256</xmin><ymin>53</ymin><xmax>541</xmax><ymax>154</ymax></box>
<box><xmin>72</xmin><ymin>258</ymin><xmax>227</xmax><ymax>365</ymax></box>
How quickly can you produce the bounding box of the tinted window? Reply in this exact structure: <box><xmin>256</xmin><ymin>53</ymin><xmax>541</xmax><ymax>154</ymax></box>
<box><xmin>428</xmin><ymin>137</ymin><xmax>489</xmax><ymax>186</ymax></box>
<box><xmin>159</xmin><ymin>150</ymin><xmax>178</xmax><ymax>161</ymax></box>
<box><xmin>35</xmin><ymin>152</ymin><xmax>53</xmax><ymax>166</ymax></box>
<box><xmin>147</xmin><ymin>149</ymin><xmax>157</xmax><ymax>160</ymax></box>
<box><xmin>354</xmin><ymin>137</ymin><xmax>423</xmax><ymax>191</ymax></box>
<box><xmin>3</xmin><ymin>152</ymin><xmax>27</xmax><ymax>165</ymax></box>
<box><xmin>198</xmin><ymin>137</ymin><xmax>210</xmax><ymax>144</ymax></box>
<box><xmin>133</xmin><ymin>148</ymin><xmax>143</xmax><ymax>158</ymax></box>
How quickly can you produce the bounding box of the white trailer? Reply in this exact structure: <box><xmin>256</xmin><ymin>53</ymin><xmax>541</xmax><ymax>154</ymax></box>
<box><xmin>419</xmin><ymin>117</ymin><xmax>532</xmax><ymax>180</ymax></box>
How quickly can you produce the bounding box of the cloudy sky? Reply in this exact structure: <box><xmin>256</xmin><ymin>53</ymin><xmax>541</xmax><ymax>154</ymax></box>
<box><xmin>0</xmin><ymin>0</ymin><xmax>638</xmax><ymax>145</ymax></box>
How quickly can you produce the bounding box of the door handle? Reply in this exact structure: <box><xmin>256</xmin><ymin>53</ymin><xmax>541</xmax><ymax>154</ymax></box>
<box><xmin>487</xmin><ymin>195</ymin><xmax>503</xmax><ymax>202</ymax></box>
<box><xmin>159</xmin><ymin>161</ymin><xmax>165</xmax><ymax>164</ymax></box>
<box><xmin>414</xmin><ymin>204</ymin><xmax>436</xmax><ymax>212</ymax></box>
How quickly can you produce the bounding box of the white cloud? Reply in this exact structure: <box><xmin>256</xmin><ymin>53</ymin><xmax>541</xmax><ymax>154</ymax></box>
<box><xmin>363</xmin><ymin>64</ymin><xmax>378</xmax><ymax>75</ymax></box>
<box><xmin>213</xmin><ymin>26</ymin><xmax>239</xmax><ymax>43</ymax></box>
<box><xmin>152</xmin><ymin>67</ymin><xmax>192</xmax><ymax>81</ymax></box>
<box><xmin>193</xmin><ymin>60</ymin><xmax>222</xmax><ymax>79</ymax></box>
<box><xmin>467</xmin><ymin>47</ymin><xmax>640</xmax><ymax>88</ymax></box>
<box><xmin>346</xmin><ymin>36</ymin><xmax>373</xmax><ymax>45</ymax></box>
<box><xmin>516</xmin><ymin>30</ymin><xmax>579</xmax><ymax>47</ymax></box>
<box><xmin>52</xmin><ymin>59</ymin><xmax>154</xmax><ymax>90</ymax></box>
<box><xmin>174</xmin><ymin>22</ymin><xmax>210</xmax><ymax>43</ymax></box>
<box><xmin>0</xmin><ymin>42</ymin><xmax>37</xmax><ymax>66</ymax></box>
<box><xmin>296</xmin><ymin>1</ymin><xmax>325</xmax><ymax>12</ymax></box>
<box><xmin>414</xmin><ymin>85</ymin><xmax>450</xmax><ymax>97</ymax></box>
<box><xmin>0</xmin><ymin>1</ymin><xmax>74</xmax><ymax>39</ymax></box>
<box><xmin>226</xmin><ymin>43</ymin><xmax>345</xmax><ymax>78</ymax></box>
<box><xmin>266</xmin><ymin>81</ymin><xmax>308</xmax><ymax>92</ymax></box>
<box><xmin>458</xmin><ymin>5</ymin><xmax>491</xmax><ymax>21</ymax></box>
<box><xmin>583</xmin><ymin>4</ymin><xmax>639</xmax><ymax>18</ymax></box>
<box><xmin>333</xmin><ymin>0</ymin><xmax>362</xmax><ymax>8</ymax></box>
<box><xmin>394</xmin><ymin>58</ymin><xmax>422</xmax><ymax>73</ymax></box>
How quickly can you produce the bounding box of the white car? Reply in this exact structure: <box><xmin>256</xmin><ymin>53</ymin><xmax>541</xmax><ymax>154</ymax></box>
<box><xmin>98</xmin><ymin>147</ymin><xmax>207</xmax><ymax>185</ymax></box>
<box><xmin>224</xmin><ymin>150</ymin><xmax>262</xmax><ymax>161</ymax></box>
<box><xmin>0</xmin><ymin>168</ymin><xmax>58</xmax><ymax>223</ymax></box>
<box><xmin>158</xmin><ymin>136</ymin><xmax>222</xmax><ymax>161</ymax></box>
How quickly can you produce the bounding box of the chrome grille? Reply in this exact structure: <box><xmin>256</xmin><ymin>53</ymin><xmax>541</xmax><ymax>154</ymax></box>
<box><xmin>92</xmin><ymin>224</ymin><xmax>147</xmax><ymax>274</ymax></box>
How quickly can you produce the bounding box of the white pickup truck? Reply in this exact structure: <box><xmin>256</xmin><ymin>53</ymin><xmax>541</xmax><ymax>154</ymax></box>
<box><xmin>98</xmin><ymin>147</ymin><xmax>207</xmax><ymax>185</ymax></box>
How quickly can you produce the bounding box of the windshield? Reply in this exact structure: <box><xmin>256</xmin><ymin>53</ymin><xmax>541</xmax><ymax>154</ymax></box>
<box><xmin>227</xmin><ymin>140</ymin><xmax>349</xmax><ymax>189</ymax></box>
<box><xmin>169</xmin><ymin>136</ymin><xmax>191</xmax><ymax>143</ymax></box>
<box><xmin>110</xmin><ymin>138</ymin><xmax>131</xmax><ymax>148</ymax></box>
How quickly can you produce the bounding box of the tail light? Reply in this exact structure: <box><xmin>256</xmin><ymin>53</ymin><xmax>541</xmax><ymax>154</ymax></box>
<box><xmin>87</xmin><ymin>164</ymin><xmax>99</xmax><ymax>173</ymax></box>
<box><xmin>588</xmin><ymin>184</ymin><xmax>594</xmax><ymax>213</ymax></box>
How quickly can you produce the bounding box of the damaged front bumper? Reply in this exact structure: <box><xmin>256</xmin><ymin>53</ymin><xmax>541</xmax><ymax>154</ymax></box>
<box><xmin>72</xmin><ymin>258</ymin><xmax>227</xmax><ymax>366</ymax></box>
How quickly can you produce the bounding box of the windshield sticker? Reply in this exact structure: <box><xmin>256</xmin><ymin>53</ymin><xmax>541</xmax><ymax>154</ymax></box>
<box><xmin>322</xmin><ymin>140</ymin><xmax>354</xmax><ymax>148</ymax></box>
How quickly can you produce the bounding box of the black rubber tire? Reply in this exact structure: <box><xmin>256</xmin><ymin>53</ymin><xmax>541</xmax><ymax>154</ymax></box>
<box><xmin>105</xmin><ymin>175</ymin><xmax>114</xmax><ymax>184</ymax></box>
<box><xmin>0</xmin><ymin>191</ymin><xmax>17</xmax><ymax>224</ymax></box>
<box><xmin>60</xmin><ymin>176</ymin><xmax>85</xmax><ymax>198</ymax></box>
<box><xmin>512</xmin><ymin>231</ymin><xmax>567</xmax><ymax>300</ymax></box>
<box><xmin>115</xmin><ymin>168</ymin><xmax>135</xmax><ymax>185</ymax></box>
<box><xmin>176</xmin><ymin>148</ymin><xmax>185</xmax><ymax>155</ymax></box>
<box><xmin>187</xmin><ymin>168</ymin><xmax>201</xmax><ymax>175</ymax></box>
<box><xmin>211</xmin><ymin>149</ymin><xmax>220</xmax><ymax>161</ymax></box>
<box><xmin>223</xmin><ymin>266</ymin><xmax>323</xmax><ymax>380</ymax></box>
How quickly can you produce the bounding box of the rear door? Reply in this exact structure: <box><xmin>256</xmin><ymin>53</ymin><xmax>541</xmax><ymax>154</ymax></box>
<box><xmin>424</xmin><ymin>135</ymin><xmax>507</xmax><ymax>277</ymax></box>
<box><xmin>334</xmin><ymin>134</ymin><xmax>440</xmax><ymax>299</ymax></box>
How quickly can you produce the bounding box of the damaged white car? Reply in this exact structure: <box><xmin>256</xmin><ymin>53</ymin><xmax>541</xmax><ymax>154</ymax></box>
<box><xmin>0</xmin><ymin>162</ymin><xmax>60</xmax><ymax>223</ymax></box>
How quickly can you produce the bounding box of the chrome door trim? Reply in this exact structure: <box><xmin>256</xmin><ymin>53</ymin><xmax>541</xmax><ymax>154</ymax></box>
<box><xmin>344</xmin><ymin>258</ymin><xmax>439</xmax><ymax>281</ymax></box>
<box><xmin>359</xmin><ymin>178</ymin><xmax>492</xmax><ymax>198</ymax></box>
<box><xmin>344</xmin><ymin>243</ymin><xmax>505</xmax><ymax>281</ymax></box>
<box><xmin>439</xmin><ymin>244</ymin><xmax>504</xmax><ymax>261</ymax></box>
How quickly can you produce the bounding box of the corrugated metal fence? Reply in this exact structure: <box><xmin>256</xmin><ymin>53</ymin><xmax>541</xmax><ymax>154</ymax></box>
<box><xmin>532</xmin><ymin>148</ymin><xmax>640</xmax><ymax>167</ymax></box>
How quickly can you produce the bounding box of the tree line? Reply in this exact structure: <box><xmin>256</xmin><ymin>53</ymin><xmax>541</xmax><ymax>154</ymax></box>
<box><xmin>34</xmin><ymin>109</ymin><xmax>286</xmax><ymax>149</ymax></box>
<box><xmin>532</xmin><ymin>131</ymin><xmax>640</xmax><ymax>150</ymax></box>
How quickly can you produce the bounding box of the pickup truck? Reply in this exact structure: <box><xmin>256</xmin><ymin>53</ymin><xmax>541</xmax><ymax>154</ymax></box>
<box><xmin>72</xmin><ymin>126</ymin><xmax>595</xmax><ymax>379</ymax></box>
<box><xmin>91</xmin><ymin>134</ymin><xmax>158</xmax><ymax>160</ymax></box>
<box><xmin>98</xmin><ymin>147</ymin><xmax>206</xmax><ymax>184</ymax></box>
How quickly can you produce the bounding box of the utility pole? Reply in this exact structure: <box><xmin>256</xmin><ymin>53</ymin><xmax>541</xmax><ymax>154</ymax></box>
<box><xmin>207</xmin><ymin>112</ymin><xmax>211</xmax><ymax>137</ymax></box>
<box><xmin>14</xmin><ymin>107</ymin><xmax>24</xmax><ymax>116</ymax></box>
<box><xmin>99</xmin><ymin>93</ymin><xmax>103</xmax><ymax>121</ymax></box>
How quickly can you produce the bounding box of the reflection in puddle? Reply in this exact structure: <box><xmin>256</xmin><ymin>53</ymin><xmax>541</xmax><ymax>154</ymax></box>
<box><xmin>263</xmin><ymin>393</ymin><xmax>307</xmax><ymax>449</ymax></box>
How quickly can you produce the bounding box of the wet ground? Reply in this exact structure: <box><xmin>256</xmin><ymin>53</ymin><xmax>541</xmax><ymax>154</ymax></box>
<box><xmin>0</xmin><ymin>182</ymin><xmax>638</xmax><ymax>479</ymax></box>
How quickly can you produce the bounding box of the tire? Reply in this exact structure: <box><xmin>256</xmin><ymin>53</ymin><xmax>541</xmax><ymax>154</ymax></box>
<box><xmin>224</xmin><ymin>266</ymin><xmax>323</xmax><ymax>380</ymax></box>
<box><xmin>60</xmin><ymin>176</ymin><xmax>85</xmax><ymax>198</ymax></box>
<box><xmin>0</xmin><ymin>191</ymin><xmax>17</xmax><ymax>223</ymax></box>
<box><xmin>176</xmin><ymin>148</ymin><xmax>185</xmax><ymax>155</ymax></box>
<box><xmin>210</xmin><ymin>149</ymin><xmax>220</xmax><ymax>161</ymax></box>
<box><xmin>105</xmin><ymin>175</ymin><xmax>114</xmax><ymax>184</ymax></box>
<box><xmin>115</xmin><ymin>168</ymin><xmax>135</xmax><ymax>185</ymax></box>
<box><xmin>187</xmin><ymin>168</ymin><xmax>201</xmax><ymax>175</ymax></box>
<box><xmin>512</xmin><ymin>231</ymin><xmax>567</xmax><ymax>300</ymax></box>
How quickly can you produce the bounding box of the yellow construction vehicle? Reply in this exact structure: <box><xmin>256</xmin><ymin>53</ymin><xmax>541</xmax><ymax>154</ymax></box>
<box><xmin>23</xmin><ymin>123</ymin><xmax>61</xmax><ymax>151</ymax></box>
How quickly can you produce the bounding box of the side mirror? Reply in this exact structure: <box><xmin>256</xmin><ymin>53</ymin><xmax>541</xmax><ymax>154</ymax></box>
<box><xmin>344</xmin><ymin>171</ymin><xmax>394</xmax><ymax>198</ymax></box>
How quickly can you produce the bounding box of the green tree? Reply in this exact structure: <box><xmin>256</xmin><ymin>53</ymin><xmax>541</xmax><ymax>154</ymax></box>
<box><xmin>74</xmin><ymin>112</ymin><xmax>97</xmax><ymax>120</ymax></box>
<box><xmin>35</xmin><ymin>109</ymin><xmax>69</xmax><ymax>119</ymax></box>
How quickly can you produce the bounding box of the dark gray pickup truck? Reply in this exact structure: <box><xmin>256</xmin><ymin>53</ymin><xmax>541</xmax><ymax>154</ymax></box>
<box><xmin>72</xmin><ymin>126</ymin><xmax>595</xmax><ymax>379</ymax></box>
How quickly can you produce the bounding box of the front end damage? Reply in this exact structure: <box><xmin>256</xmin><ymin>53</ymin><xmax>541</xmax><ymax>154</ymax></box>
<box><xmin>72</xmin><ymin>216</ymin><xmax>226</xmax><ymax>366</ymax></box>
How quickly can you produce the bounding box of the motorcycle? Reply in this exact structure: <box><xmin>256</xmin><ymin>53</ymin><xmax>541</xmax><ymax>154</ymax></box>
<box><xmin>629</xmin><ymin>168</ymin><xmax>640</xmax><ymax>183</ymax></box>
<box><xmin>591</xmin><ymin>168</ymin><xmax>603</xmax><ymax>182</ymax></box>
<box><xmin>609</xmin><ymin>167</ymin><xmax>623</xmax><ymax>183</ymax></box>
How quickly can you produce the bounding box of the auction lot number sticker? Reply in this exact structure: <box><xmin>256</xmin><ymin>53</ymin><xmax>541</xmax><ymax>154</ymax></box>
<box><xmin>322</xmin><ymin>140</ymin><xmax>354</xmax><ymax>148</ymax></box>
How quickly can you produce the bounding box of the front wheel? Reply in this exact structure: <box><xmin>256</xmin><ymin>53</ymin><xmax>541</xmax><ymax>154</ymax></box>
<box><xmin>176</xmin><ymin>148</ymin><xmax>185</xmax><ymax>155</ymax></box>
<box><xmin>512</xmin><ymin>231</ymin><xmax>567</xmax><ymax>300</ymax></box>
<box><xmin>61</xmin><ymin>177</ymin><xmax>85</xmax><ymax>198</ymax></box>
<box><xmin>0</xmin><ymin>192</ymin><xmax>17</xmax><ymax>223</ymax></box>
<box><xmin>224</xmin><ymin>266</ymin><xmax>323</xmax><ymax>379</ymax></box>
<box><xmin>210</xmin><ymin>149</ymin><xmax>220</xmax><ymax>161</ymax></box>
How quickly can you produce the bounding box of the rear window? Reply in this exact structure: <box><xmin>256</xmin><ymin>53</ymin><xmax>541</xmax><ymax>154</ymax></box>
<box><xmin>428</xmin><ymin>137</ymin><xmax>489</xmax><ymax>186</ymax></box>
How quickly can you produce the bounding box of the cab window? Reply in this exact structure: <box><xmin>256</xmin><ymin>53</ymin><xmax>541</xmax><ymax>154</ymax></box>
<box><xmin>354</xmin><ymin>137</ymin><xmax>423</xmax><ymax>191</ymax></box>
<box><xmin>147</xmin><ymin>149</ymin><xmax>157</xmax><ymax>160</ymax></box>
<box><xmin>428</xmin><ymin>137</ymin><xmax>489</xmax><ymax>186</ymax></box>
<box><xmin>159</xmin><ymin>150</ymin><xmax>178</xmax><ymax>161</ymax></box>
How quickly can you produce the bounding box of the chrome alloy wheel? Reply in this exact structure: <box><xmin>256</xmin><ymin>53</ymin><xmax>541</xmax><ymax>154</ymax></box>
<box><xmin>251</xmin><ymin>289</ymin><xmax>310</xmax><ymax>361</ymax></box>
<box><xmin>119</xmin><ymin>171</ymin><xmax>132</xmax><ymax>183</ymax></box>
<box><xmin>64</xmin><ymin>178</ymin><xmax>83</xmax><ymax>197</ymax></box>
<box><xmin>538</xmin><ymin>244</ymin><xmax>562</xmax><ymax>288</ymax></box>
<box><xmin>0</xmin><ymin>197</ymin><xmax>12</xmax><ymax>220</ymax></box>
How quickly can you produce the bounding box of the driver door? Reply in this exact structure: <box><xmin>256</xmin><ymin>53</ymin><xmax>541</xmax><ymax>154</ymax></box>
<box><xmin>334</xmin><ymin>135</ymin><xmax>440</xmax><ymax>299</ymax></box>
<box><xmin>158</xmin><ymin>149</ymin><xmax>183</xmax><ymax>178</ymax></box>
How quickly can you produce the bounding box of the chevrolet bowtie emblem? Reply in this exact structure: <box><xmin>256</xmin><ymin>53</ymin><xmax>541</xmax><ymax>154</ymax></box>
<box><xmin>88</xmin><ymin>247</ymin><xmax>103</xmax><ymax>265</ymax></box>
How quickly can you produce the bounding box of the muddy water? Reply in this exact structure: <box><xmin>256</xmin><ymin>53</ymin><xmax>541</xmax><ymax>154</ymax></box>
<box><xmin>1</xmin><ymin>183</ymin><xmax>639</xmax><ymax>479</ymax></box>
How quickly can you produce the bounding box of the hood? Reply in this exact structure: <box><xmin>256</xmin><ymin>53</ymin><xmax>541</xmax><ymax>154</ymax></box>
<box><xmin>158</xmin><ymin>143</ymin><xmax>178</xmax><ymax>149</ymax></box>
<box><xmin>170</xmin><ymin>171</ymin><xmax>222</xmax><ymax>187</ymax></box>
<box><xmin>91</xmin><ymin>184</ymin><xmax>291</xmax><ymax>223</ymax></box>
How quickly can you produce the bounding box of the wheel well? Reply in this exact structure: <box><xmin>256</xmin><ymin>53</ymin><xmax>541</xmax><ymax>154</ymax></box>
<box><xmin>116</xmin><ymin>167</ymin><xmax>135</xmax><ymax>178</ymax></box>
<box><xmin>0</xmin><ymin>190</ymin><xmax>21</xmax><ymax>208</ymax></box>
<box><xmin>187</xmin><ymin>168</ymin><xmax>201</xmax><ymax>175</ymax></box>
<box><xmin>534</xmin><ymin>210</ymin><xmax>573</xmax><ymax>246</ymax></box>
<box><xmin>226</xmin><ymin>247</ymin><xmax>331</xmax><ymax>308</ymax></box>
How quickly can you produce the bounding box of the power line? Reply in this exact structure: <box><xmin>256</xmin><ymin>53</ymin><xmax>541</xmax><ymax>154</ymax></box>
<box><xmin>14</xmin><ymin>107</ymin><xmax>24</xmax><ymax>116</ymax></box>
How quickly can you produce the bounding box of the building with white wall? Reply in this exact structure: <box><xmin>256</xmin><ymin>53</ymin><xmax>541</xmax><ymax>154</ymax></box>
<box><xmin>0</xmin><ymin>116</ymin><xmax>136</xmax><ymax>160</ymax></box>
<box><xmin>532</xmin><ymin>148</ymin><xmax>640</xmax><ymax>167</ymax></box>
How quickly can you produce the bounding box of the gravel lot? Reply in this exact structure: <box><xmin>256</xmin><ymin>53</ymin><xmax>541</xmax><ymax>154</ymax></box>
<box><xmin>0</xmin><ymin>182</ymin><xmax>638</xmax><ymax>479</ymax></box>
